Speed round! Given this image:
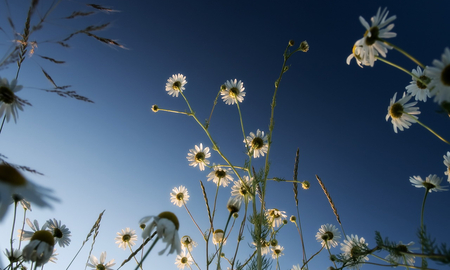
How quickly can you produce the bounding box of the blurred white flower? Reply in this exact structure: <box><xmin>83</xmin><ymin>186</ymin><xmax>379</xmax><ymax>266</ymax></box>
<box><xmin>221</xmin><ymin>79</ymin><xmax>245</xmax><ymax>105</ymax></box>
<box><xmin>231</xmin><ymin>176</ymin><xmax>253</xmax><ymax>203</ymax></box>
<box><xmin>425</xmin><ymin>47</ymin><xmax>450</xmax><ymax>104</ymax></box>
<box><xmin>18</xmin><ymin>218</ymin><xmax>44</xmax><ymax>241</ymax></box>
<box><xmin>170</xmin><ymin>185</ymin><xmax>190</xmax><ymax>207</ymax></box>
<box><xmin>410</xmin><ymin>174</ymin><xmax>448</xmax><ymax>192</ymax></box>
<box><xmin>165</xmin><ymin>73</ymin><xmax>187</xmax><ymax>97</ymax></box>
<box><xmin>316</xmin><ymin>224</ymin><xmax>341</xmax><ymax>248</ymax></box>
<box><xmin>207</xmin><ymin>166</ymin><xmax>234</xmax><ymax>187</ymax></box>
<box><xmin>175</xmin><ymin>248</ymin><xmax>193</xmax><ymax>269</ymax></box>
<box><xmin>385</xmin><ymin>92</ymin><xmax>420</xmax><ymax>133</ymax></box>
<box><xmin>140</xmin><ymin>211</ymin><xmax>181</xmax><ymax>255</ymax></box>
<box><xmin>271</xmin><ymin>245</ymin><xmax>284</xmax><ymax>259</ymax></box>
<box><xmin>444</xmin><ymin>151</ymin><xmax>450</xmax><ymax>183</ymax></box>
<box><xmin>405</xmin><ymin>66</ymin><xmax>431</xmax><ymax>102</ymax></box>
<box><xmin>385</xmin><ymin>241</ymin><xmax>415</xmax><ymax>266</ymax></box>
<box><xmin>244</xmin><ymin>129</ymin><xmax>268</xmax><ymax>158</ymax></box>
<box><xmin>340</xmin><ymin>234</ymin><xmax>369</xmax><ymax>269</ymax></box>
<box><xmin>266</xmin><ymin>208</ymin><xmax>287</xmax><ymax>228</ymax></box>
<box><xmin>4</xmin><ymin>248</ymin><xmax>21</xmax><ymax>263</ymax></box>
<box><xmin>45</xmin><ymin>218</ymin><xmax>71</xmax><ymax>248</ymax></box>
<box><xmin>0</xmin><ymin>77</ymin><xmax>24</xmax><ymax>123</ymax></box>
<box><xmin>22</xmin><ymin>230</ymin><xmax>55</xmax><ymax>267</ymax></box>
<box><xmin>212</xmin><ymin>229</ymin><xmax>226</xmax><ymax>245</ymax></box>
<box><xmin>115</xmin><ymin>227</ymin><xmax>138</xmax><ymax>250</ymax></box>
<box><xmin>187</xmin><ymin>143</ymin><xmax>211</xmax><ymax>171</ymax></box>
<box><xmin>180</xmin><ymin>235</ymin><xmax>197</xmax><ymax>251</ymax></box>
<box><xmin>86</xmin><ymin>251</ymin><xmax>115</xmax><ymax>270</ymax></box>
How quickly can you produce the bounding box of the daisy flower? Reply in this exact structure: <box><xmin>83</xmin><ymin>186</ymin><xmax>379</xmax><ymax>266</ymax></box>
<box><xmin>405</xmin><ymin>66</ymin><xmax>431</xmax><ymax>102</ymax></box>
<box><xmin>340</xmin><ymin>234</ymin><xmax>369</xmax><ymax>270</ymax></box>
<box><xmin>207</xmin><ymin>166</ymin><xmax>234</xmax><ymax>187</ymax></box>
<box><xmin>244</xmin><ymin>129</ymin><xmax>268</xmax><ymax>158</ymax></box>
<box><xmin>227</xmin><ymin>196</ymin><xmax>242</xmax><ymax>214</ymax></box>
<box><xmin>170</xmin><ymin>185</ymin><xmax>190</xmax><ymax>207</ymax></box>
<box><xmin>4</xmin><ymin>248</ymin><xmax>21</xmax><ymax>263</ymax></box>
<box><xmin>444</xmin><ymin>151</ymin><xmax>450</xmax><ymax>183</ymax></box>
<box><xmin>86</xmin><ymin>252</ymin><xmax>115</xmax><ymax>270</ymax></box>
<box><xmin>22</xmin><ymin>230</ymin><xmax>55</xmax><ymax>267</ymax></box>
<box><xmin>165</xmin><ymin>74</ymin><xmax>187</xmax><ymax>97</ymax></box>
<box><xmin>180</xmin><ymin>235</ymin><xmax>197</xmax><ymax>251</ymax></box>
<box><xmin>271</xmin><ymin>245</ymin><xmax>284</xmax><ymax>259</ymax></box>
<box><xmin>231</xmin><ymin>176</ymin><xmax>253</xmax><ymax>203</ymax></box>
<box><xmin>0</xmin><ymin>77</ymin><xmax>24</xmax><ymax>123</ymax></box>
<box><xmin>316</xmin><ymin>224</ymin><xmax>341</xmax><ymax>248</ymax></box>
<box><xmin>221</xmin><ymin>79</ymin><xmax>246</xmax><ymax>105</ymax></box>
<box><xmin>385</xmin><ymin>241</ymin><xmax>415</xmax><ymax>266</ymax></box>
<box><xmin>49</xmin><ymin>248</ymin><xmax>58</xmax><ymax>264</ymax></box>
<box><xmin>212</xmin><ymin>229</ymin><xmax>226</xmax><ymax>245</ymax></box>
<box><xmin>347</xmin><ymin>7</ymin><xmax>396</xmax><ymax>67</ymax></box>
<box><xmin>409</xmin><ymin>174</ymin><xmax>448</xmax><ymax>192</ymax></box>
<box><xmin>45</xmin><ymin>218</ymin><xmax>71</xmax><ymax>248</ymax></box>
<box><xmin>18</xmin><ymin>218</ymin><xmax>44</xmax><ymax>241</ymax></box>
<box><xmin>175</xmin><ymin>248</ymin><xmax>193</xmax><ymax>269</ymax></box>
<box><xmin>425</xmin><ymin>47</ymin><xmax>450</xmax><ymax>104</ymax></box>
<box><xmin>0</xmin><ymin>164</ymin><xmax>58</xmax><ymax>221</ymax></box>
<box><xmin>266</xmin><ymin>208</ymin><xmax>287</xmax><ymax>228</ymax></box>
<box><xmin>18</xmin><ymin>198</ymin><xmax>31</xmax><ymax>211</ymax></box>
<box><xmin>140</xmin><ymin>211</ymin><xmax>181</xmax><ymax>255</ymax></box>
<box><xmin>385</xmin><ymin>92</ymin><xmax>420</xmax><ymax>133</ymax></box>
<box><xmin>115</xmin><ymin>227</ymin><xmax>138</xmax><ymax>250</ymax></box>
<box><xmin>186</xmin><ymin>143</ymin><xmax>211</xmax><ymax>171</ymax></box>
<box><xmin>292</xmin><ymin>265</ymin><xmax>307</xmax><ymax>270</ymax></box>
<box><xmin>253</xmin><ymin>240</ymin><xmax>271</xmax><ymax>255</ymax></box>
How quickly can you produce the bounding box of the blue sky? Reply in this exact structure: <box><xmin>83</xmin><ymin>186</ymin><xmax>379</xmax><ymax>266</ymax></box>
<box><xmin>1</xmin><ymin>0</ymin><xmax>450</xmax><ymax>269</ymax></box>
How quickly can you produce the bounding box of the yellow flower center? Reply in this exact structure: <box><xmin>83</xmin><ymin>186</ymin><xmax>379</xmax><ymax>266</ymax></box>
<box><xmin>181</xmin><ymin>257</ymin><xmax>188</xmax><ymax>264</ymax></box>
<box><xmin>176</xmin><ymin>192</ymin><xmax>184</xmax><ymax>200</ymax></box>
<box><xmin>364</xmin><ymin>26</ymin><xmax>379</xmax><ymax>46</ymax></box>
<box><xmin>416</xmin><ymin>75</ymin><xmax>430</xmax><ymax>89</ymax></box>
<box><xmin>195</xmin><ymin>152</ymin><xmax>205</xmax><ymax>162</ymax></box>
<box><xmin>215</xmin><ymin>169</ymin><xmax>226</xmax><ymax>179</ymax></box>
<box><xmin>322</xmin><ymin>231</ymin><xmax>334</xmax><ymax>241</ymax></box>
<box><xmin>251</xmin><ymin>137</ymin><xmax>264</xmax><ymax>149</ymax></box>
<box><xmin>229</xmin><ymin>87</ymin><xmax>239</xmax><ymax>97</ymax></box>
<box><xmin>0</xmin><ymin>86</ymin><xmax>14</xmax><ymax>104</ymax></box>
<box><xmin>122</xmin><ymin>234</ymin><xmax>131</xmax><ymax>242</ymax></box>
<box><xmin>172</xmin><ymin>81</ymin><xmax>181</xmax><ymax>91</ymax></box>
<box><xmin>96</xmin><ymin>264</ymin><xmax>106</xmax><ymax>270</ymax></box>
<box><xmin>389</xmin><ymin>103</ymin><xmax>404</xmax><ymax>119</ymax></box>
<box><xmin>31</xmin><ymin>230</ymin><xmax>55</xmax><ymax>246</ymax></box>
<box><xmin>423</xmin><ymin>182</ymin><xmax>436</xmax><ymax>190</ymax></box>
<box><xmin>441</xmin><ymin>65</ymin><xmax>450</xmax><ymax>86</ymax></box>
<box><xmin>0</xmin><ymin>165</ymin><xmax>27</xmax><ymax>186</ymax></box>
<box><xmin>350</xmin><ymin>246</ymin><xmax>362</xmax><ymax>258</ymax></box>
<box><xmin>158</xmin><ymin>211</ymin><xmax>180</xmax><ymax>230</ymax></box>
<box><xmin>302</xmin><ymin>181</ymin><xmax>310</xmax><ymax>190</ymax></box>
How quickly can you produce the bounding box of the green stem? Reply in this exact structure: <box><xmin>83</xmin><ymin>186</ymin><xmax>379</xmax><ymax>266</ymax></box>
<box><xmin>420</xmin><ymin>188</ymin><xmax>430</xmax><ymax>269</ymax></box>
<box><xmin>128</xmin><ymin>244</ymin><xmax>143</xmax><ymax>270</ymax></box>
<box><xmin>216</xmin><ymin>212</ymin><xmax>233</xmax><ymax>270</ymax></box>
<box><xmin>375</xmin><ymin>56</ymin><xmax>428</xmax><ymax>87</ymax></box>
<box><xmin>183</xmin><ymin>201</ymin><xmax>203</xmax><ymax>236</ymax></box>
<box><xmin>380</xmin><ymin>39</ymin><xmax>425</xmax><ymax>69</ymax></box>
<box><xmin>134</xmin><ymin>237</ymin><xmax>159</xmax><ymax>270</ymax></box>
<box><xmin>405</xmin><ymin>113</ymin><xmax>450</xmax><ymax>145</ymax></box>
<box><xmin>206</xmin><ymin>89</ymin><xmax>222</xmax><ymax>129</ymax></box>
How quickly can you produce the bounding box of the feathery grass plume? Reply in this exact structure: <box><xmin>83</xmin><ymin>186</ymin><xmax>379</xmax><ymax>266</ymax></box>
<box><xmin>118</xmin><ymin>233</ymin><xmax>153</xmax><ymax>269</ymax></box>
<box><xmin>38</xmin><ymin>55</ymin><xmax>65</xmax><ymax>64</ymax></box>
<box><xmin>65</xmin><ymin>210</ymin><xmax>105</xmax><ymax>270</ymax></box>
<box><xmin>199</xmin><ymin>180</ymin><xmax>213</xmax><ymax>228</ymax></box>
<box><xmin>65</xmin><ymin>11</ymin><xmax>95</xmax><ymax>19</ymax></box>
<box><xmin>315</xmin><ymin>175</ymin><xmax>343</xmax><ymax>233</ymax></box>
<box><xmin>293</xmin><ymin>148</ymin><xmax>299</xmax><ymax>206</ymax></box>
<box><xmin>86</xmin><ymin>4</ymin><xmax>119</xmax><ymax>13</ymax></box>
<box><xmin>0</xmin><ymin>153</ymin><xmax>43</xmax><ymax>175</ymax></box>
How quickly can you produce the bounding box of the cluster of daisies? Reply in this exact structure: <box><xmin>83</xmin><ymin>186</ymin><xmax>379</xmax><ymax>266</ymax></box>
<box><xmin>409</xmin><ymin>151</ymin><xmax>450</xmax><ymax>192</ymax></box>
<box><xmin>346</xmin><ymin>7</ymin><xmax>450</xmax><ymax>134</ymax></box>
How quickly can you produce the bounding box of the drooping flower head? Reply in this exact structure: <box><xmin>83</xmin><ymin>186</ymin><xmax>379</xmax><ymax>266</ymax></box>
<box><xmin>227</xmin><ymin>196</ymin><xmax>242</xmax><ymax>214</ymax></box>
<box><xmin>231</xmin><ymin>176</ymin><xmax>254</xmax><ymax>203</ymax></box>
<box><xmin>44</xmin><ymin>218</ymin><xmax>71</xmax><ymax>248</ymax></box>
<box><xmin>165</xmin><ymin>74</ymin><xmax>187</xmax><ymax>97</ymax></box>
<box><xmin>347</xmin><ymin>7</ymin><xmax>396</xmax><ymax>67</ymax></box>
<box><xmin>340</xmin><ymin>234</ymin><xmax>369</xmax><ymax>269</ymax></box>
<box><xmin>180</xmin><ymin>235</ymin><xmax>197</xmax><ymax>251</ymax></box>
<box><xmin>207</xmin><ymin>166</ymin><xmax>234</xmax><ymax>187</ymax></box>
<box><xmin>115</xmin><ymin>227</ymin><xmax>138</xmax><ymax>250</ymax></box>
<box><xmin>244</xmin><ymin>129</ymin><xmax>268</xmax><ymax>158</ymax></box>
<box><xmin>385</xmin><ymin>241</ymin><xmax>415</xmax><ymax>266</ymax></box>
<box><xmin>0</xmin><ymin>77</ymin><xmax>24</xmax><ymax>123</ymax></box>
<box><xmin>266</xmin><ymin>208</ymin><xmax>287</xmax><ymax>228</ymax></box>
<box><xmin>444</xmin><ymin>152</ymin><xmax>450</xmax><ymax>183</ymax></box>
<box><xmin>186</xmin><ymin>143</ymin><xmax>211</xmax><ymax>171</ymax></box>
<box><xmin>212</xmin><ymin>229</ymin><xmax>226</xmax><ymax>245</ymax></box>
<box><xmin>385</xmin><ymin>92</ymin><xmax>420</xmax><ymax>133</ymax></box>
<box><xmin>316</xmin><ymin>224</ymin><xmax>341</xmax><ymax>248</ymax></box>
<box><xmin>170</xmin><ymin>185</ymin><xmax>190</xmax><ymax>207</ymax></box>
<box><xmin>18</xmin><ymin>218</ymin><xmax>43</xmax><ymax>241</ymax></box>
<box><xmin>0</xmin><ymin>165</ymin><xmax>58</xmax><ymax>221</ymax></box>
<box><xmin>221</xmin><ymin>79</ymin><xmax>246</xmax><ymax>105</ymax></box>
<box><xmin>425</xmin><ymin>47</ymin><xmax>450</xmax><ymax>104</ymax></box>
<box><xmin>86</xmin><ymin>251</ymin><xmax>115</xmax><ymax>270</ymax></box>
<box><xmin>271</xmin><ymin>245</ymin><xmax>284</xmax><ymax>259</ymax></box>
<box><xmin>405</xmin><ymin>66</ymin><xmax>431</xmax><ymax>102</ymax></box>
<box><xmin>140</xmin><ymin>211</ymin><xmax>181</xmax><ymax>255</ymax></box>
<box><xmin>410</xmin><ymin>174</ymin><xmax>448</xmax><ymax>192</ymax></box>
<box><xmin>175</xmin><ymin>248</ymin><xmax>193</xmax><ymax>269</ymax></box>
<box><xmin>22</xmin><ymin>230</ymin><xmax>55</xmax><ymax>266</ymax></box>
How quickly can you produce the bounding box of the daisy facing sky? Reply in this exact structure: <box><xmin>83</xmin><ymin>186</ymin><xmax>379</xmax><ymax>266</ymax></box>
<box><xmin>206</xmin><ymin>166</ymin><xmax>234</xmax><ymax>187</ymax></box>
<box><xmin>186</xmin><ymin>143</ymin><xmax>211</xmax><ymax>171</ymax></box>
<box><xmin>0</xmin><ymin>77</ymin><xmax>24</xmax><ymax>123</ymax></box>
<box><xmin>405</xmin><ymin>66</ymin><xmax>431</xmax><ymax>102</ymax></box>
<box><xmin>115</xmin><ymin>227</ymin><xmax>138</xmax><ymax>250</ymax></box>
<box><xmin>409</xmin><ymin>174</ymin><xmax>448</xmax><ymax>192</ymax></box>
<box><xmin>385</xmin><ymin>92</ymin><xmax>420</xmax><ymax>133</ymax></box>
<box><xmin>45</xmin><ymin>218</ymin><xmax>71</xmax><ymax>248</ymax></box>
<box><xmin>244</xmin><ymin>129</ymin><xmax>269</xmax><ymax>158</ymax></box>
<box><xmin>220</xmin><ymin>79</ymin><xmax>246</xmax><ymax>105</ymax></box>
<box><xmin>340</xmin><ymin>234</ymin><xmax>369</xmax><ymax>270</ymax></box>
<box><xmin>165</xmin><ymin>74</ymin><xmax>187</xmax><ymax>97</ymax></box>
<box><xmin>86</xmin><ymin>251</ymin><xmax>115</xmax><ymax>270</ymax></box>
<box><xmin>170</xmin><ymin>185</ymin><xmax>190</xmax><ymax>207</ymax></box>
<box><xmin>315</xmin><ymin>223</ymin><xmax>341</xmax><ymax>248</ymax></box>
<box><xmin>425</xmin><ymin>47</ymin><xmax>450</xmax><ymax>104</ymax></box>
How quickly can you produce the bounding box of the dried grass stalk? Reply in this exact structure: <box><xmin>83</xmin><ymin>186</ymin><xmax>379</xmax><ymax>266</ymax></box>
<box><xmin>200</xmin><ymin>180</ymin><xmax>213</xmax><ymax>228</ymax></box>
<box><xmin>293</xmin><ymin>148</ymin><xmax>299</xmax><ymax>206</ymax></box>
<box><xmin>315</xmin><ymin>175</ymin><xmax>342</xmax><ymax>226</ymax></box>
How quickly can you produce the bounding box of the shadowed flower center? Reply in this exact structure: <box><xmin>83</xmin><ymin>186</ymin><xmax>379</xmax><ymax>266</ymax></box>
<box><xmin>195</xmin><ymin>152</ymin><xmax>205</xmax><ymax>162</ymax></box>
<box><xmin>229</xmin><ymin>87</ymin><xmax>239</xmax><ymax>97</ymax></box>
<box><xmin>0</xmin><ymin>86</ymin><xmax>14</xmax><ymax>104</ymax></box>
<box><xmin>158</xmin><ymin>211</ymin><xmax>180</xmax><ymax>230</ymax></box>
<box><xmin>322</xmin><ymin>231</ymin><xmax>334</xmax><ymax>241</ymax></box>
<box><xmin>239</xmin><ymin>186</ymin><xmax>248</xmax><ymax>196</ymax></box>
<box><xmin>364</xmin><ymin>27</ymin><xmax>379</xmax><ymax>46</ymax></box>
<box><xmin>441</xmin><ymin>65</ymin><xmax>450</xmax><ymax>86</ymax></box>
<box><xmin>53</xmin><ymin>228</ymin><xmax>63</xmax><ymax>239</ymax></box>
<box><xmin>394</xmin><ymin>244</ymin><xmax>408</xmax><ymax>256</ymax></box>
<box><xmin>176</xmin><ymin>192</ymin><xmax>184</xmax><ymax>200</ymax></box>
<box><xmin>389</xmin><ymin>103</ymin><xmax>404</xmax><ymax>119</ymax></box>
<box><xmin>350</xmin><ymin>246</ymin><xmax>362</xmax><ymax>258</ymax></box>
<box><xmin>182</xmin><ymin>237</ymin><xmax>192</xmax><ymax>246</ymax></box>
<box><xmin>417</xmin><ymin>75</ymin><xmax>430</xmax><ymax>89</ymax></box>
<box><xmin>215</xmin><ymin>169</ymin><xmax>226</xmax><ymax>178</ymax></box>
<box><xmin>31</xmin><ymin>230</ymin><xmax>55</xmax><ymax>246</ymax></box>
<box><xmin>172</xmin><ymin>81</ymin><xmax>181</xmax><ymax>91</ymax></box>
<box><xmin>251</xmin><ymin>137</ymin><xmax>264</xmax><ymax>149</ymax></box>
<box><xmin>274</xmin><ymin>249</ymin><xmax>281</xmax><ymax>255</ymax></box>
<box><xmin>270</xmin><ymin>239</ymin><xmax>278</xmax><ymax>246</ymax></box>
<box><xmin>181</xmin><ymin>257</ymin><xmax>188</xmax><ymax>264</ymax></box>
<box><xmin>423</xmin><ymin>182</ymin><xmax>436</xmax><ymax>190</ymax></box>
<box><xmin>140</xmin><ymin>223</ymin><xmax>146</xmax><ymax>230</ymax></box>
<box><xmin>96</xmin><ymin>263</ymin><xmax>106</xmax><ymax>270</ymax></box>
<box><xmin>122</xmin><ymin>234</ymin><xmax>131</xmax><ymax>242</ymax></box>
<box><xmin>0</xmin><ymin>165</ymin><xmax>27</xmax><ymax>186</ymax></box>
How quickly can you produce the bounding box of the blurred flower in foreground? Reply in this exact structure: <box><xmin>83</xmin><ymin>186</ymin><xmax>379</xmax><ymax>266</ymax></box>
<box><xmin>165</xmin><ymin>74</ymin><xmax>187</xmax><ymax>97</ymax></box>
<box><xmin>444</xmin><ymin>152</ymin><xmax>450</xmax><ymax>183</ymax></box>
<box><xmin>266</xmin><ymin>208</ymin><xmax>287</xmax><ymax>228</ymax></box>
<box><xmin>0</xmin><ymin>164</ymin><xmax>58</xmax><ymax>220</ymax></box>
<box><xmin>0</xmin><ymin>77</ymin><xmax>24</xmax><ymax>123</ymax></box>
<box><xmin>207</xmin><ymin>166</ymin><xmax>234</xmax><ymax>187</ymax></box>
<box><xmin>115</xmin><ymin>227</ymin><xmax>138</xmax><ymax>250</ymax></box>
<box><xmin>385</xmin><ymin>92</ymin><xmax>420</xmax><ymax>133</ymax></box>
<box><xmin>231</xmin><ymin>176</ymin><xmax>253</xmax><ymax>203</ymax></box>
<box><xmin>409</xmin><ymin>174</ymin><xmax>448</xmax><ymax>192</ymax></box>
<box><xmin>18</xmin><ymin>218</ymin><xmax>43</xmax><ymax>241</ymax></box>
<box><xmin>347</xmin><ymin>7</ymin><xmax>396</xmax><ymax>67</ymax></box>
<box><xmin>22</xmin><ymin>230</ymin><xmax>55</xmax><ymax>267</ymax></box>
<box><xmin>221</xmin><ymin>79</ymin><xmax>246</xmax><ymax>105</ymax></box>
<box><xmin>244</xmin><ymin>129</ymin><xmax>268</xmax><ymax>158</ymax></box>
<box><xmin>180</xmin><ymin>235</ymin><xmax>197</xmax><ymax>251</ymax></box>
<box><xmin>340</xmin><ymin>234</ymin><xmax>369</xmax><ymax>269</ymax></box>
<box><xmin>227</xmin><ymin>196</ymin><xmax>242</xmax><ymax>214</ymax></box>
<box><xmin>385</xmin><ymin>241</ymin><xmax>415</xmax><ymax>266</ymax></box>
<box><xmin>49</xmin><ymin>248</ymin><xmax>58</xmax><ymax>264</ymax></box>
<box><xmin>175</xmin><ymin>248</ymin><xmax>193</xmax><ymax>269</ymax></box>
<box><xmin>140</xmin><ymin>211</ymin><xmax>181</xmax><ymax>255</ymax></box>
<box><xmin>425</xmin><ymin>47</ymin><xmax>450</xmax><ymax>104</ymax></box>
<box><xmin>4</xmin><ymin>248</ymin><xmax>21</xmax><ymax>263</ymax></box>
<box><xmin>86</xmin><ymin>251</ymin><xmax>115</xmax><ymax>270</ymax></box>
<box><xmin>405</xmin><ymin>66</ymin><xmax>431</xmax><ymax>102</ymax></box>
<box><xmin>271</xmin><ymin>245</ymin><xmax>284</xmax><ymax>259</ymax></box>
<box><xmin>45</xmin><ymin>218</ymin><xmax>71</xmax><ymax>248</ymax></box>
<box><xmin>170</xmin><ymin>185</ymin><xmax>190</xmax><ymax>207</ymax></box>
<box><xmin>212</xmin><ymin>229</ymin><xmax>226</xmax><ymax>245</ymax></box>
<box><xmin>187</xmin><ymin>143</ymin><xmax>211</xmax><ymax>171</ymax></box>
<box><xmin>316</xmin><ymin>224</ymin><xmax>341</xmax><ymax>248</ymax></box>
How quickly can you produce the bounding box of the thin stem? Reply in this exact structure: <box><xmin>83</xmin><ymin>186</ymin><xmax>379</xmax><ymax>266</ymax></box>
<box><xmin>380</xmin><ymin>39</ymin><xmax>425</xmax><ymax>69</ymax></box>
<box><xmin>10</xmin><ymin>200</ymin><xmax>18</xmax><ymax>256</ymax></box>
<box><xmin>0</xmin><ymin>115</ymin><xmax>6</xmax><ymax>134</ymax></box>
<box><xmin>216</xmin><ymin>212</ymin><xmax>233</xmax><ymax>270</ymax></box>
<box><xmin>134</xmin><ymin>237</ymin><xmax>160</xmax><ymax>270</ymax></box>
<box><xmin>206</xmin><ymin>89</ymin><xmax>222</xmax><ymax>129</ymax></box>
<box><xmin>183</xmin><ymin>201</ymin><xmax>203</xmax><ymax>236</ymax></box>
<box><xmin>128</xmin><ymin>244</ymin><xmax>143</xmax><ymax>270</ymax></box>
<box><xmin>405</xmin><ymin>113</ymin><xmax>450</xmax><ymax>145</ymax></box>
<box><xmin>155</xmin><ymin>108</ymin><xmax>191</xmax><ymax>115</ymax></box>
<box><xmin>420</xmin><ymin>188</ymin><xmax>430</xmax><ymax>269</ymax></box>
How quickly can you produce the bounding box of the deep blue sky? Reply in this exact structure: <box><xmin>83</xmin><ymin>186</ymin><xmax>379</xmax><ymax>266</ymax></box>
<box><xmin>1</xmin><ymin>0</ymin><xmax>449</xmax><ymax>269</ymax></box>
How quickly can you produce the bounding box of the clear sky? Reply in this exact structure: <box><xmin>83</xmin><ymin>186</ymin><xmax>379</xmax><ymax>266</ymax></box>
<box><xmin>1</xmin><ymin>0</ymin><xmax>450</xmax><ymax>270</ymax></box>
